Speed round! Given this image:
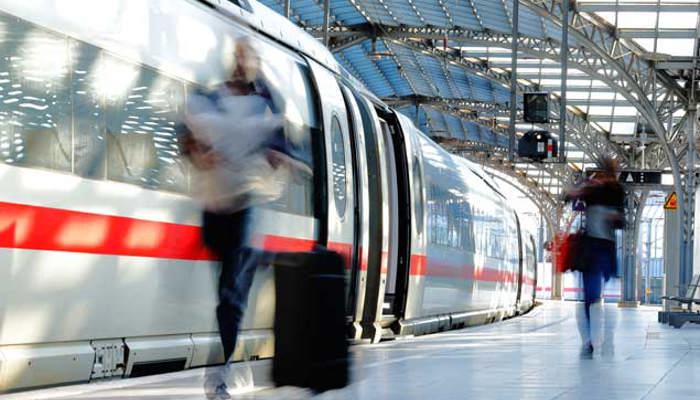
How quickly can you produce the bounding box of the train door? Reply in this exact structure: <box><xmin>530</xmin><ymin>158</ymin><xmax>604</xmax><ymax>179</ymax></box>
<box><xmin>377</xmin><ymin>114</ymin><xmax>411</xmax><ymax>319</ymax></box>
<box><xmin>345</xmin><ymin>95</ymin><xmax>389</xmax><ymax>342</ymax></box>
<box><xmin>514</xmin><ymin>212</ymin><xmax>524</xmax><ymax>309</ymax></box>
<box><xmin>305</xmin><ymin>59</ymin><xmax>356</xmax><ymax>301</ymax></box>
<box><xmin>530</xmin><ymin>236</ymin><xmax>538</xmax><ymax>305</ymax></box>
<box><xmin>378</xmin><ymin>119</ymin><xmax>399</xmax><ymax>315</ymax></box>
<box><xmin>338</xmin><ymin>84</ymin><xmax>369</xmax><ymax>328</ymax></box>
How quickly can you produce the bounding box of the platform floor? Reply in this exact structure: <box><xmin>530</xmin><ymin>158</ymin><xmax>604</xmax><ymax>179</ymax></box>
<box><xmin>5</xmin><ymin>301</ymin><xmax>700</xmax><ymax>400</ymax></box>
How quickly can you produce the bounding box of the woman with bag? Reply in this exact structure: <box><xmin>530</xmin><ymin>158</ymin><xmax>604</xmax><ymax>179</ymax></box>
<box><xmin>565</xmin><ymin>157</ymin><xmax>625</xmax><ymax>357</ymax></box>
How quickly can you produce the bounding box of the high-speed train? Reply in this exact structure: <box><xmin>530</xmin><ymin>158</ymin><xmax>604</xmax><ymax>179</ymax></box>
<box><xmin>0</xmin><ymin>0</ymin><xmax>537</xmax><ymax>392</ymax></box>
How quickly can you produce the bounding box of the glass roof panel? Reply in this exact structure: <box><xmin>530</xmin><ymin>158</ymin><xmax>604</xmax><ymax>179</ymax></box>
<box><xmin>612</xmin><ymin>122</ymin><xmax>636</xmax><ymax>134</ymax></box>
<box><xmin>590</xmin><ymin>92</ymin><xmax>617</xmax><ymax>100</ymax></box>
<box><xmin>586</xmin><ymin>2</ymin><xmax>699</xmax><ymax>57</ymax></box>
<box><xmin>616</xmin><ymin>12</ymin><xmax>657</xmax><ymax>28</ymax></box>
<box><xmin>590</xmin><ymin>80</ymin><xmax>611</xmax><ymax>88</ymax></box>
<box><xmin>658</xmin><ymin>12</ymin><xmax>697</xmax><ymax>29</ymax></box>
<box><xmin>635</xmin><ymin>38</ymin><xmax>657</xmax><ymax>51</ymax></box>
<box><xmin>568</xmin><ymin>91</ymin><xmax>592</xmax><ymax>100</ymax></box>
<box><xmin>518</xmin><ymin>67</ymin><xmax>543</xmax><ymax>73</ymax></box>
<box><xmin>613</xmin><ymin>106</ymin><xmax>639</xmax><ymax>116</ymax></box>
<box><xmin>588</xmin><ymin>106</ymin><xmax>614</xmax><ymax>115</ymax></box>
<box><xmin>655</xmin><ymin>38</ymin><xmax>696</xmax><ymax>56</ymax></box>
<box><xmin>540</xmin><ymin>79</ymin><xmax>563</xmax><ymax>86</ymax></box>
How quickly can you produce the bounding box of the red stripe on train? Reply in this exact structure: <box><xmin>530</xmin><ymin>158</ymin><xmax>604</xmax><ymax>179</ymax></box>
<box><xmin>0</xmin><ymin>201</ymin><xmax>215</xmax><ymax>260</ymax></box>
<box><xmin>0</xmin><ymin>201</ymin><xmax>536</xmax><ymax>285</ymax></box>
<box><xmin>0</xmin><ymin>201</ymin><xmax>319</xmax><ymax>260</ymax></box>
<box><xmin>410</xmin><ymin>254</ymin><xmax>535</xmax><ymax>284</ymax></box>
<box><xmin>262</xmin><ymin>235</ymin><xmax>315</xmax><ymax>253</ymax></box>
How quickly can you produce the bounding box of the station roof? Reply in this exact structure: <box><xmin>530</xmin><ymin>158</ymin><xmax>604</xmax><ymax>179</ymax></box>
<box><xmin>254</xmin><ymin>0</ymin><xmax>696</xmax><ymax>205</ymax></box>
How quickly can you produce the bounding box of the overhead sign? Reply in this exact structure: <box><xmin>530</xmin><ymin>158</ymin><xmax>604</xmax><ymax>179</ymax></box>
<box><xmin>585</xmin><ymin>169</ymin><xmax>662</xmax><ymax>185</ymax></box>
<box><xmin>523</xmin><ymin>93</ymin><xmax>549</xmax><ymax>123</ymax></box>
<box><xmin>664</xmin><ymin>192</ymin><xmax>678</xmax><ymax>210</ymax></box>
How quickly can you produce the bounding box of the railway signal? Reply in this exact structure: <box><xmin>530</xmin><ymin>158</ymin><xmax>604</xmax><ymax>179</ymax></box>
<box><xmin>518</xmin><ymin>130</ymin><xmax>558</xmax><ymax>161</ymax></box>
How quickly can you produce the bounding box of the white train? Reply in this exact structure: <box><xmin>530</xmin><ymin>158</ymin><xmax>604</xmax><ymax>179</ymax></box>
<box><xmin>0</xmin><ymin>0</ymin><xmax>537</xmax><ymax>392</ymax></box>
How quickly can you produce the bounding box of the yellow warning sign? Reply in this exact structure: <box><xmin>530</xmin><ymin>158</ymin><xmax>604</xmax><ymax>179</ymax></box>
<box><xmin>646</xmin><ymin>287</ymin><xmax>652</xmax><ymax>295</ymax></box>
<box><xmin>664</xmin><ymin>191</ymin><xmax>678</xmax><ymax>210</ymax></box>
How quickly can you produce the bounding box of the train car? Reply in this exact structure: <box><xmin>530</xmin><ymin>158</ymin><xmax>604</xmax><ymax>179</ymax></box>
<box><xmin>536</xmin><ymin>261</ymin><xmax>554</xmax><ymax>300</ymax></box>
<box><xmin>0</xmin><ymin>0</ymin><xmax>537</xmax><ymax>392</ymax></box>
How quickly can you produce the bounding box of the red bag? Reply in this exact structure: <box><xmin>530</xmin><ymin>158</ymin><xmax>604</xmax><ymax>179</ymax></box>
<box><xmin>554</xmin><ymin>231</ymin><xmax>583</xmax><ymax>273</ymax></box>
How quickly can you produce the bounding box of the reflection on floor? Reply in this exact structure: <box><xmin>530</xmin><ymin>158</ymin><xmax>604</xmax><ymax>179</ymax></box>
<box><xmin>5</xmin><ymin>301</ymin><xmax>700</xmax><ymax>400</ymax></box>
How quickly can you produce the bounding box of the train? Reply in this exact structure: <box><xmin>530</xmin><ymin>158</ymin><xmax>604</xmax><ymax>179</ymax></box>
<box><xmin>0</xmin><ymin>0</ymin><xmax>537</xmax><ymax>392</ymax></box>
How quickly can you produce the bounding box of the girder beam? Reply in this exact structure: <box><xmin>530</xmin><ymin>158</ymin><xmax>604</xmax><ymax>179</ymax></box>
<box><xmin>378</xmin><ymin>37</ymin><xmax>624</xmax><ymax>163</ymax></box>
<box><xmin>309</xmin><ymin>4</ymin><xmax>688</xmax><ymax>173</ymax></box>
<box><xmin>577</xmin><ymin>1</ymin><xmax>700</xmax><ymax>13</ymax></box>
<box><xmin>619</xmin><ymin>28</ymin><xmax>698</xmax><ymax>39</ymax></box>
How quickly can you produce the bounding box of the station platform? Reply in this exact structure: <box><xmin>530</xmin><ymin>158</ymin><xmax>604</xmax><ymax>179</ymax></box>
<box><xmin>4</xmin><ymin>301</ymin><xmax>700</xmax><ymax>400</ymax></box>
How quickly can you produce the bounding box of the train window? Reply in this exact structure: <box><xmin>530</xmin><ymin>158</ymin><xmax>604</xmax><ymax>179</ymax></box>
<box><xmin>72</xmin><ymin>40</ymin><xmax>106</xmax><ymax>179</ymax></box>
<box><xmin>101</xmin><ymin>54</ymin><xmax>187</xmax><ymax>192</ymax></box>
<box><xmin>412</xmin><ymin>155</ymin><xmax>424</xmax><ymax>234</ymax></box>
<box><xmin>0</xmin><ymin>16</ymin><xmax>72</xmax><ymax>172</ymax></box>
<box><xmin>253</xmin><ymin>46</ymin><xmax>317</xmax><ymax>216</ymax></box>
<box><xmin>0</xmin><ymin>10</ymin><xmax>190</xmax><ymax>192</ymax></box>
<box><xmin>330</xmin><ymin>115</ymin><xmax>347</xmax><ymax>218</ymax></box>
<box><xmin>425</xmin><ymin>177</ymin><xmax>478</xmax><ymax>252</ymax></box>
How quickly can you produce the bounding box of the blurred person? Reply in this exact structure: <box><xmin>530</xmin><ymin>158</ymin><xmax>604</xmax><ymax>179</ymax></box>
<box><xmin>181</xmin><ymin>36</ymin><xmax>306</xmax><ymax>399</ymax></box>
<box><xmin>565</xmin><ymin>156</ymin><xmax>624</xmax><ymax>358</ymax></box>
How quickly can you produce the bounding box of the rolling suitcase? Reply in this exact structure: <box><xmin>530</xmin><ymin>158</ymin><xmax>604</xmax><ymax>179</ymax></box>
<box><xmin>272</xmin><ymin>246</ymin><xmax>349</xmax><ymax>392</ymax></box>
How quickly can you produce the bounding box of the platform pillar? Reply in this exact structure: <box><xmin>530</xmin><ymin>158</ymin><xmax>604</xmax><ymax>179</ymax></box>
<box><xmin>621</xmin><ymin>191</ymin><xmax>645</xmax><ymax>306</ymax></box>
<box><xmin>664</xmin><ymin>206</ymin><xmax>681</xmax><ymax>311</ymax></box>
<box><xmin>681</xmin><ymin>106</ymin><xmax>697</xmax><ymax>291</ymax></box>
<box><xmin>507</xmin><ymin>0</ymin><xmax>518</xmax><ymax>162</ymax></box>
<box><xmin>551</xmin><ymin>206</ymin><xmax>564</xmax><ymax>300</ymax></box>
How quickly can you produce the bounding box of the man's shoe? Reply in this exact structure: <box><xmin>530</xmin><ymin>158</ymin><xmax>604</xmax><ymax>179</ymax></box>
<box><xmin>580</xmin><ymin>341</ymin><xmax>594</xmax><ymax>359</ymax></box>
<box><xmin>204</xmin><ymin>374</ymin><xmax>232</xmax><ymax>400</ymax></box>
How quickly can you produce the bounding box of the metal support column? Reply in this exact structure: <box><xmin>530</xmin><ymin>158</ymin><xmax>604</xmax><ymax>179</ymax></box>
<box><xmin>539</xmin><ymin>213</ymin><xmax>545</xmax><ymax>263</ymax></box>
<box><xmin>322</xmin><ymin>0</ymin><xmax>331</xmax><ymax>47</ymax></box>
<box><xmin>683</xmin><ymin>106</ymin><xmax>697</xmax><ymax>289</ymax></box>
<box><xmin>551</xmin><ymin>205</ymin><xmax>563</xmax><ymax>300</ymax></box>
<box><xmin>559</xmin><ymin>0</ymin><xmax>568</xmax><ymax>163</ymax></box>
<box><xmin>664</xmin><ymin>206</ymin><xmax>681</xmax><ymax>311</ymax></box>
<box><xmin>679</xmin><ymin>3</ymin><xmax>700</xmax><ymax>295</ymax></box>
<box><xmin>508</xmin><ymin>0</ymin><xmax>519</xmax><ymax>162</ymax></box>
<box><xmin>621</xmin><ymin>191</ymin><xmax>646</xmax><ymax>307</ymax></box>
<box><xmin>284</xmin><ymin>0</ymin><xmax>291</xmax><ymax>18</ymax></box>
<box><xmin>644</xmin><ymin>219</ymin><xmax>652</xmax><ymax>304</ymax></box>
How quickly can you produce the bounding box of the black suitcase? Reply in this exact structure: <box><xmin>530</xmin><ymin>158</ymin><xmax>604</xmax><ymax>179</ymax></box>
<box><xmin>272</xmin><ymin>246</ymin><xmax>349</xmax><ymax>392</ymax></box>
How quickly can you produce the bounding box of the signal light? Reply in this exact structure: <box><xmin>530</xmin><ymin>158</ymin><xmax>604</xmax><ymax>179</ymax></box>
<box><xmin>517</xmin><ymin>130</ymin><xmax>558</xmax><ymax>161</ymax></box>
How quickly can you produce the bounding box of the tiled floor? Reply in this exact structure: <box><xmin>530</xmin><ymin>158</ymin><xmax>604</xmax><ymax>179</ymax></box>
<box><xmin>5</xmin><ymin>301</ymin><xmax>700</xmax><ymax>399</ymax></box>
